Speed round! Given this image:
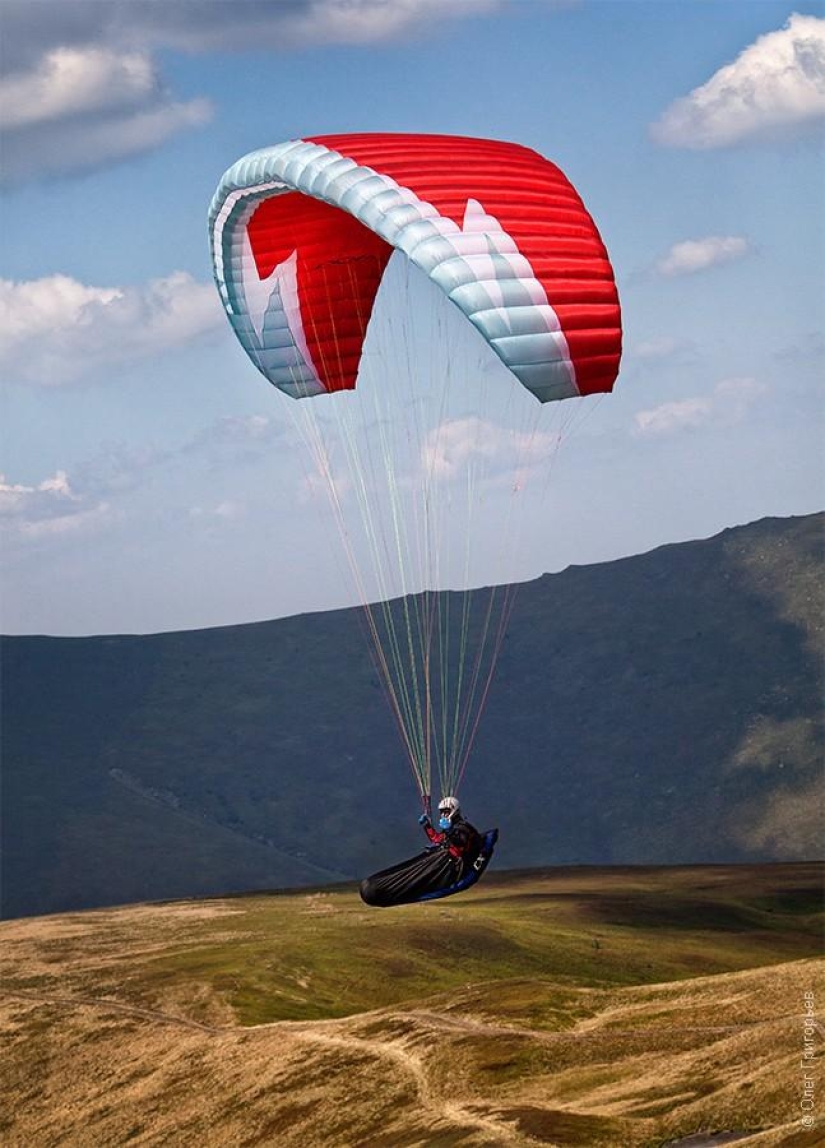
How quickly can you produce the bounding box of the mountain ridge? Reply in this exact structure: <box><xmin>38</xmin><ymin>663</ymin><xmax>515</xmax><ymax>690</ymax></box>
<box><xmin>2</xmin><ymin>511</ymin><xmax>822</xmax><ymax>918</ymax></box>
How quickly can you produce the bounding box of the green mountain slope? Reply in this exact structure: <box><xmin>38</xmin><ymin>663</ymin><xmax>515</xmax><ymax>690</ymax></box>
<box><xmin>2</xmin><ymin>512</ymin><xmax>822</xmax><ymax>918</ymax></box>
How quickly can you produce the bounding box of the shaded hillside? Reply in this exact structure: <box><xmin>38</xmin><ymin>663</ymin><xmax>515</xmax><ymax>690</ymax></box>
<box><xmin>2</xmin><ymin>864</ymin><xmax>823</xmax><ymax>1147</ymax></box>
<box><xmin>2</xmin><ymin>512</ymin><xmax>822</xmax><ymax>918</ymax></box>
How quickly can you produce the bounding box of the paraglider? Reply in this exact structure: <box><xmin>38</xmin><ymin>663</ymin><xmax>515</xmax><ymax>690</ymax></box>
<box><xmin>209</xmin><ymin>133</ymin><xmax>621</xmax><ymax>903</ymax></box>
<box><xmin>360</xmin><ymin>796</ymin><xmax>497</xmax><ymax>907</ymax></box>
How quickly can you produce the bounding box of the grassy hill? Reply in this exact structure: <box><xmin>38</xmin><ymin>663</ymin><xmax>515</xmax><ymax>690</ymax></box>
<box><xmin>1</xmin><ymin>512</ymin><xmax>822</xmax><ymax>918</ymax></box>
<box><xmin>1</xmin><ymin>862</ymin><xmax>822</xmax><ymax>1146</ymax></box>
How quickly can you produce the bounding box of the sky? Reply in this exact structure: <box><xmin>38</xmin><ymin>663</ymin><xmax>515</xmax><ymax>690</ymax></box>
<box><xmin>1</xmin><ymin>0</ymin><xmax>823</xmax><ymax>637</ymax></box>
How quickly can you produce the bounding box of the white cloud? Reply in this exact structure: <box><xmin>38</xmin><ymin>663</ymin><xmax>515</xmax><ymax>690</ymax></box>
<box><xmin>0</xmin><ymin>42</ymin><xmax>211</xmax><ymax>183</ymax></box>
<box><xmin>714</xmin><ymin>377</ymin><xmax>769</xmax><ymax>419</ymax></box>
<box><xmin>190</xmin><ymin>0</ymin><xmax>502</xmax><ymax>52</ymax></box>
<box><xmin>0</xmin><ymin>470</ymin><xmax>75</xmax><ymax>516</ymax></box>
<box><xmin>294</xmin><ymin>414</ymin><xmax>557</xmax><ymax>512</ymax></box>
<box><xmin>0</xmin><ymin>271</ymin><xmax>223</xmax><ymax>385</ymax></box>
<box><xmin>0</xmin><ymin>46</ymin><xmax>157</xmax><ymax>130</ymax></box>
<box><xmin>634</xmin><ymin>398</ymin><xmax>713</xmax><ymax>436</ymax></box>
<box><xmin>0</xmin><ymin>451</ymin><xmax>168</xmax><ymax>551</ymax></box>
<box><xmin>634</xmin><ymin>378</ymin><xmax>767</xmax><ymax>436</ymax></box>
<box><xmin>0</xmin><ymin>469</ymin><xmax>114</xmax><ymax>541</ymax></box>
<box><xmin>656</xmin><ymin>236</ymin><xmax>751</xmax><ymax>277</ymax></box>
<box><xmin>652</xmin><ymin>12</ymin><xmax>825</xmax><ymax>149</ymax></box>
<box><xmin>421</xmin><ymin>417</ymin><xmax>557</xmax><ymax>483</ymax></box>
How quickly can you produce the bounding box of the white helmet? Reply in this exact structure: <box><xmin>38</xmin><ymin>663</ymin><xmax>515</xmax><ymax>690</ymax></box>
<box><xmin>438</xmin><ymin>796</ymin><xmax>460</xmax><ymax>824</ymax></box>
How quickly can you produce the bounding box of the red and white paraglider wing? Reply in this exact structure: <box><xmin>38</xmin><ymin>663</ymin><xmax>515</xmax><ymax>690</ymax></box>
<box><xmin>209</xmin><ymin>134</ymin><xmax>621</xmax><ymax>403</ymax></box>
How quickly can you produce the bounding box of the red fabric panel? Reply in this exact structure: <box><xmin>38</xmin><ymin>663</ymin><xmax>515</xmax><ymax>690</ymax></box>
<box><xmin>248</xmin><ymin>192</ymin><xmax>392</xmax><ymax>392</ymax></box>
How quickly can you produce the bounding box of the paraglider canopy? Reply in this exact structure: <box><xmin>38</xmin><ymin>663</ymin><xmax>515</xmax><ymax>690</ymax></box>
<box><xmin>209</xmin><ymin>132</ymin><xmax>621</xmax><ymax>405</ymax></box>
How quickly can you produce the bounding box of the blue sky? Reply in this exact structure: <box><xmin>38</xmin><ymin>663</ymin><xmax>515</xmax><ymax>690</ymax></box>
<box><xmin>1</xmin><ymin>0</ymin><xmax>823</xmax><ymax>636</ymax></box>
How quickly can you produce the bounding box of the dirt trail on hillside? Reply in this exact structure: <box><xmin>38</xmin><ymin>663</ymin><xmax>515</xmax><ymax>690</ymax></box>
<box><xmin>6</xmin><ymin>988</ymin><xmax>226</xmax><ymax>1034</ymax></box>
<box><xmin>409</xmin><ymin>1006</ymin><xmax>752</xmax><ymax>1042</ymax></box>
<box><xmin>292</xmin><ymin>1026</ymin><xmax>523</xmax><ymax>1144</ymax></box>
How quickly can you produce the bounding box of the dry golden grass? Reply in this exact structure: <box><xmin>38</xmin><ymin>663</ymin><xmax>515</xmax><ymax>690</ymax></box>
<box><xmin>2</xmin><ymin>864</ymin><xmax>823</xmax><ymax>1147</ymax></box>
